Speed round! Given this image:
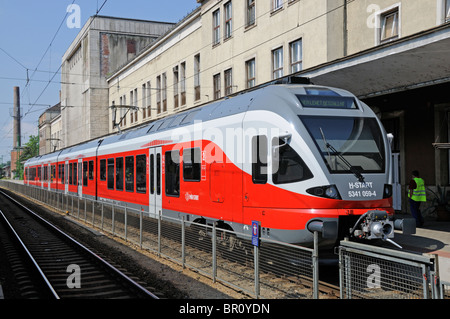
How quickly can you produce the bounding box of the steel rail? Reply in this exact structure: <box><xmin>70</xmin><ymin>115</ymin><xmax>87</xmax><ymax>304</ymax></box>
<box><xmin>0</xmin><ymin>190</ymin><xmax>159</xmax><ymax>299</ymax></box>
<box><xmin>0</xmin><ymin>208</ymin><xmax>60</xmax><ymax>299</ymax></box>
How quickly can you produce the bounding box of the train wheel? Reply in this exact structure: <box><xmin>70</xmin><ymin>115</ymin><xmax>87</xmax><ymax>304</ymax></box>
<box><xmin>191</xmin><ymin>219</ymin><xmax>208</xmax><ymax>242</ymax></box>
<box><xmin>217</xmin><ymin>229</ymin><xmax>237</xmax><ymax>252</ymax></box>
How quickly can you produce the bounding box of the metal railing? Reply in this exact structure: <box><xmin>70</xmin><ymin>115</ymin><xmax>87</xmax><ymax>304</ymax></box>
<box><xmin>338</xmin><ymin>240</ymin><xmax>441</xmax><ymax>299</ymax></box>
<box><xmin>440</xmin><ymin>281</ymin><xmax>450</xmax><ymax>299</ymax></box>
<box><xmin>5</xmin><ymin>181</ymin><xmax>446</xmax><ymax>299</ymax></box>
<box><xmin>0</xmin><ymin>181</ymin><xmax>318</xmax><ymax>299</ymax></box>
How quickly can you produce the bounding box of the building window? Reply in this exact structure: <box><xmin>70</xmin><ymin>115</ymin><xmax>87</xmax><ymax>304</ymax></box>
<box><xmin>162</xmin><ymin>73</ymin><xmax>167</xmax><ymax>113</ymax></box>
<box><xmin>173</xmin><ymin>66</ymin><xmax>179</xmax><ymax>109</ymax></box>
<box><xmin>180</xmin><ymin>62</ymin><xmax>186</xmax><ymax>106</ymax></box>
<box><xmin>121</xmin><ymin>95</ymin><xmax>127</xmax><ymax>126</ymax></box>
<box><xmin>224</xmin><ymin>68</ymin><xmax>233</xmax><ymax>96</ymax></box>
<box><xmin>130</xmin><ymin>90</ymin><xmax>134</xmax><ymax>124</ymax></box>
<box><xmin>194</xmin><ymin>54</ymin><xmax>201</xmax><ymax>101</ymax></box>
<box><xmin>272</xmin><ymin>47</ymin><xmax>284</xmax><ymax>79</ymax></box>
<box><xmin>289</xmin><ymin>39</ymin><xmax>303</xmax><ymax>73</ymax></box>
<box><xmin>380</xmin><ymin>8</ymin><xmax>399</xmax><ymax>42</ymax></box>
<box><xmin>224</xmin><ymin>1</ymin><xmax>232</xmax><ymax>39</ymax></box>
<box><xmin>133</xmin><ymin>88</ymin><xmax>138</xmax><ymax>122</ymax></box>
<box><xmin>213</xmin><ymin>9</ymin><xmax>221</xmax><ymax>45</ymax></box>
<box><xmin>213</xmin><ymin>73</ymin><xmax>221</xmax><ymax>100</ymax></box>
<box><xmin>156</xmin><ymin>75</ymin><xmax>161</xmax><ymax>113</ymax></box>
<box><xmin>142</xmin><ymin>83</ymin><xmax>147</xmax><ymax>119</ymax></box>
<box><xmin>272</xmin><ymin>0</ymin><xmax>283</xmax><ymax>12</ymax></box>
<box><xmin>146</xmin><ymin>81</ymin><xmax>151</xmax><ymax>118</ymax></box>
<box><xmin>246</xmin><ymin>0</ymin><xmax>255</xmax><ymax>27</ymax></box>
<box><xmin>246</xmin><ymin>59</ymin><xmax>256</xmax><ymax>88</ymax></box>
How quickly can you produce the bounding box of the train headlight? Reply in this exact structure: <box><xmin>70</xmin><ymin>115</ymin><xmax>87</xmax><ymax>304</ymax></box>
<box><xmin>306</xmin><ymin>185</ymin><xmax>341</xmax><ymax>200</ymax></box>
<box><xmin>383</xmin><ymin>184</ymin><xmax>393</xmax><ymax>198</ymax></box>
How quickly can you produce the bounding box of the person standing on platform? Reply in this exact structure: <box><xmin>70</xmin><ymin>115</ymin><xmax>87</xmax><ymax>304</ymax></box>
<box><xmin>408</xmin><ymin>170</ymin><xmax>426</xmax><ymax>227</ymax></box>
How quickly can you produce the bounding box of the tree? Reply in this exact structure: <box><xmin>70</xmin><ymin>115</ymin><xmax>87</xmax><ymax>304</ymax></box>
<box><xmin>15</xmin><ymin>135</ymin><xmax>39</xmax><ymax>179</ymax></box>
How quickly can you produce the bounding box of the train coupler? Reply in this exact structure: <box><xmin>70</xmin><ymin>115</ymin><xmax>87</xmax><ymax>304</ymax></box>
<box><xmin>349</xmin><ymin>210</ymin><xmax>414</xmax><ymax>249</ymax></box>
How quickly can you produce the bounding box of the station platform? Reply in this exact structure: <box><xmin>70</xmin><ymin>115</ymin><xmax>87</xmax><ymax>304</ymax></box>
<box><xmin>389</xmin><ymin>219</ymin><xmax>450</xmax><ymax>282</ymax></box>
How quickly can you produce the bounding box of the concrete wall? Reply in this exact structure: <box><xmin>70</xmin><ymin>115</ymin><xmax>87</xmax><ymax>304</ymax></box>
<box><xmin>108</xmin><ymin>0</ymin><xmax>350</xmax><ymax>132</ymax></box>
<box><xmin>61</xmin><ymin>16</ymin><xmax>175</xmax><ymax>148</ymax></box>
<box><xmin>346</xmin><ymin>0</ymin><xmax>442</xmax><ymax>54</ymax></box>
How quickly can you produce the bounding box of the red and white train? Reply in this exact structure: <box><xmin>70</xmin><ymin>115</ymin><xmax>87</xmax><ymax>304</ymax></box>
<box><xmin>24</xmin><ymin>79</ymin><xmax>414</xmax><ymax>249</ymax></box>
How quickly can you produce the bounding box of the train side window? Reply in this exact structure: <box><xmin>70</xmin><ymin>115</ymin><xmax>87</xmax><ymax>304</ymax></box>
<box><xmin>252</xmin><ymin>135</ymin><xmax>268</xmax><ymax>184</ymax></box>
<box><xmin>69</xmin><ymin>163</ymin><xmax>73</xmax><ymax>185</ymax></box>
<box><xmin>100</xmin><ymin>159</ymin><xmax>107</xmax><ymax>181</ymax></box>
<box><xmin>125</xmin><ymin>156</ymin><xmax>134</xmax><ymax>192</ymax></box>
<box><xmin>73</xmin><ymin>163</ymin><xmax>77</xmax><ymax>186</ymax></box>
<box><xmin>183</xmin><ymin>147</ymin><xmax>201</xmax><ymax>182</ymax></box>
<box><xmin>59</xmin><ymin>164</ymin><xmax>64</xmax><ymax>184</ymax></box>
<box><xmin>107</xmin><ymin>158</ymin><xmax>114</xmax><ymax>190</ymax></box>
<box><xmin>51</xmin><ymin>165</ymin><xmax>56</xmax><ymax>182</ymax></box>
<box><xmin>89</xmin><ymin>161</ymin><xmax>94</xmax><ymax>180</ymax></box>
<box><xmin>83</xmin><ymin>161</ymin><xmax>88</xmax><ymax>186</ymax></box>
<box><xmin>272</xmin><ymin>137</ymin><xmax>313</xmax><ymax>184</ymax></box>
<box><xmin>116</xmin><ymin>157</ymin><xmax>124</xmax><ymax>191</ymax></box>
<box><xmin>165</xmin><ymin>150</ymin><xmax>179</xmax><ymax>197</ymax></box>
<box><xmin>150</xmin><ymin>154</ymin><xmax>155</xmax><ymax>194</ymax></box>
<box><xmin>136</xmin><ymin>154</ymin><xmax>147</xmax><ymax>194</ymax></box>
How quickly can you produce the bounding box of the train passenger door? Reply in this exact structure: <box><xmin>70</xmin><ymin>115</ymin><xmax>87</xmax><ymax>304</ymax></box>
<box><xmin>78</xmin><ymin>159</ymin><xmax>83</xmax><ymax>197</ymax></box>
<box><xmin>149</xmin><ymin>147</ymin><xmax>162</xmax><ymax>217</ymax></box>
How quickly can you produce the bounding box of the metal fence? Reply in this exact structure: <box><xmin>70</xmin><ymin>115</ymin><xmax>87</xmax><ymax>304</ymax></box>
<box><xmin>3</xmin><ymin>181</ymin><xmax>447</xmax><ymax>299</ymax></box>
<box><xmin>338</xmin><ymin>240</ymin><xmax>442</xmax><ymax>299</ymax></box>
<box><xmin>0</xmin><ymin>181</ymin><xmax>317</xmax><ymax>299</ymax></box>
<box><xmin>440</xmin><ymin>281</ymin><xmax>450</xmax><ymax>299</ymax></box>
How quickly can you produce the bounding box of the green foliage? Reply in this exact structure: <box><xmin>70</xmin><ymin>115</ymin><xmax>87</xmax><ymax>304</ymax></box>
<box><xmin>13</xmin><ymin>135</ymin><xmax>39</xmax><ymax>179</ymax></box>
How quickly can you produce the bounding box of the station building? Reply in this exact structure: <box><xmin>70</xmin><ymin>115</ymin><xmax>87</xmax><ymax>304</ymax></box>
<box><xmin>59</xmin><ymin>16</ymin><xmax>176</xmax><ymax>149</ymax></box>
<box><xmin>54</xmin><ymin>0</ymin><xmax>450</xmax><ymax>214</ymax></box>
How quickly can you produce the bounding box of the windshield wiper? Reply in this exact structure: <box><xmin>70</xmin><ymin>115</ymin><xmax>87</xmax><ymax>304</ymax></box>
<box><xmin>319</xmin><ymin>128</ymin><xmax>365</xmax><ymax>183</ymax></box>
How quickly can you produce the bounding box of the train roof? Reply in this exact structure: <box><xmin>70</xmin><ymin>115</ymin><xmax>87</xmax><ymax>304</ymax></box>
<box><xmin>25</xmin><ymin>81</ymin><xmax>363</xmax><ymax>165</ymax></box>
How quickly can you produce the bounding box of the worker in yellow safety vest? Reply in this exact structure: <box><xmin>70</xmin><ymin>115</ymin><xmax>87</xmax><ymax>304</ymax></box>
<box><xmin>408</xmin><ymin>170</ymin><xmax>426</xmax><ymax>227</ymax></box>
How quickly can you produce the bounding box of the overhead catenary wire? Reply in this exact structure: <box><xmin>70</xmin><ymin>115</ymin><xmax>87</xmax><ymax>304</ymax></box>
<box><xmin>2</xmin><ymin>0</ymin><xmax>356</xmax><ymax>155</ymax></box>
<box><xmin>0</xmin><ymin>0</ymin><xmax>110</xmax><ymax>155</ymax></box>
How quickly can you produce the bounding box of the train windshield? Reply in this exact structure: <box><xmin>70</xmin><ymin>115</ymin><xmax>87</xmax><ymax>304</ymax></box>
<box><xmin>301</xmin><ymin>116</ymin><xmax>386</xmax><ymax>174</ymax></box>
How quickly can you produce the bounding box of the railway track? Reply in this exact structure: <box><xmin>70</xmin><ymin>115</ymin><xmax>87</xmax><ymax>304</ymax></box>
<box><xmin>0</xmin><ymin>190</ymin><xmax>159</xmax><ymax>299</ymax></box>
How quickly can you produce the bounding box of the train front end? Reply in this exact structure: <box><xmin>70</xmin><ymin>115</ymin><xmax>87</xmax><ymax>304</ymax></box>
<box><xmin>296</xmin><ymin>86</ymin><xmax>415</xmax><ymax>248</ymax></box>
<box><xmin>254</xmin><ymin>84</ymin><xmax>416</xmax><ymax>250</ymax></box>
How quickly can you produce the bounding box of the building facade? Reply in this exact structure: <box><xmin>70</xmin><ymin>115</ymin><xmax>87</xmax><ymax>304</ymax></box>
<box><xmin>58</xmin><ymin>0</ymin><xmax>450</xmax><ymax>213</ymax></box>
<box><xmin>60</xmin><ymin>16</ymin><xmax>175</xmax><ymax>148</ymax></box>
<box><xmin>38</xmin><ymin>103</ymin><xmax>62</xmax><ymax>155</ymax></box>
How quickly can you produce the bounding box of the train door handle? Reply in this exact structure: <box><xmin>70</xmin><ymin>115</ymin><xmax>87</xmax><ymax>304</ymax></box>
<box><xmin>244</xmin><ymin>193</ymin><xmax>249</xmax><ymax>201</ymax></box>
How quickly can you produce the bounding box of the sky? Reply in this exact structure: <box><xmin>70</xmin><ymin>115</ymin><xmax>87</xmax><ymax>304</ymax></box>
<box><xmin>0</xmin><ymin>0</ymin><xmax>200</xmax><ymax>164</ymax></box>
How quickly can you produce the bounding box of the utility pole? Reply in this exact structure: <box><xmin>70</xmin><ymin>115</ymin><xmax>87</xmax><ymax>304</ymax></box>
<box><xmin>13</xmin><ymin>86</ymin><xmax>21</xmax><ymax>150</ymax></box>
<box><xmin>11</xmin><ymin>86</ymin><xmax>21</xmax><ymax>179</ymax></box>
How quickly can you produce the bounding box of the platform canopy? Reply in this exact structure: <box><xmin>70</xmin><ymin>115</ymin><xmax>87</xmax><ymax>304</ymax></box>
<box><xmin>300</xmin><ymin>24</ymin><xmax>450</xmax><ymax>99</ymax></box>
